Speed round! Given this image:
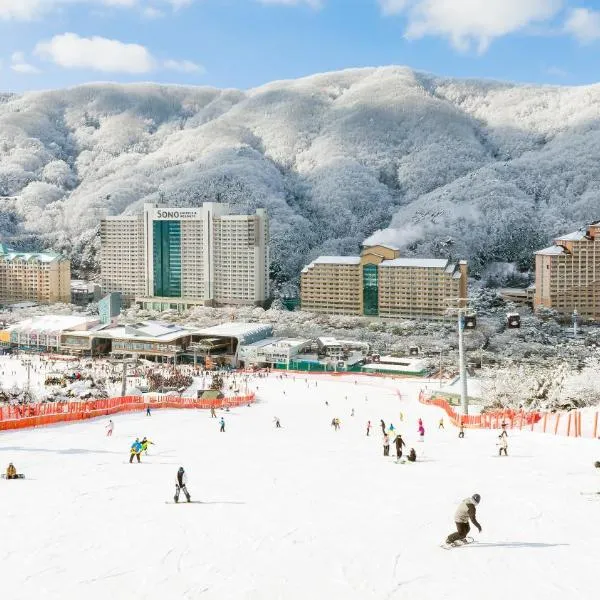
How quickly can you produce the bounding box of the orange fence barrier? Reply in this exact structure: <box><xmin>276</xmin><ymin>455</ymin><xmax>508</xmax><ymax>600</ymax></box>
<box><xmin>417</xmin><ymin>390</ymin><xmax>542</xmax><ymax>430</ymax></box>
<box><xmin>0</xmin><ymin>393</ymin><xmax>256</xmax><ymax>432</ymax></box>
<box><xmin>418</xmin><ymin>390</ymin><xmax>599</xmax><ymax>438</ymax></box>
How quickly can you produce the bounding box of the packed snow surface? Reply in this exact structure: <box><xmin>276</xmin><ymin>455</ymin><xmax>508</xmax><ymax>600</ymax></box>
<box><xmin>1</xmin><ymin>374</ymin><xmax>598</xmax><ymax>600</ymax></box>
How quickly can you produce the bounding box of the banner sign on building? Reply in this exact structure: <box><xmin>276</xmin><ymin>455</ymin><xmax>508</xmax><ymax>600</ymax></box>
<box><xmin>153</xmin><ymin>208</ymin><xmax>202</xmax><ymax>221</ymax></box>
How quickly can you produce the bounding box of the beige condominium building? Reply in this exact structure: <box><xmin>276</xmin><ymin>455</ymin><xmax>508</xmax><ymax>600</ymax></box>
<box><xmin>0</xmin><ymin>244</ymin><xmax>71</xmax><ymax>305</ymax></box>
<box><xmin>101</xmin><ymin>203</ymin><xmax>269</xmax><ymax>309</ymax></box>
<box><xmin>534</xmin><ymin>222</ymin><xmax>600</xmax><ymax>321</ymax></box>
<box><xmin>301</xmin><ymin>244</ymin><xmax>467</xmax><ymax>319</ymax></box>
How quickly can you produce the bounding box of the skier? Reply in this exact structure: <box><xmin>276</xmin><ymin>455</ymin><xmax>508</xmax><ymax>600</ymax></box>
<box><xmin>219</xmin><ymin>417</ymin><xmax>226</xmax><ymax>433</ymax></box>
<box><xmin>394</xmin><ymin>433</ymin><xmax>406</xmax><ymax>459</ymax></box>
<box><xmin>174</xmin><ymin>467</ymin><xmax>191</xmax><ymax>503</ymax></box>
<box><xmin>366</xmin><ymin>420</ymin><xmax>372</xmax><ymax>436</ymax></box>
<box><xmin>146</xmin><ymin>404</ymin><xmax>151</xmax><ymax>417</ymax></box>
<box><xmin>274</xmin><ymin>416</ymin><xmax>281</xmax><ymax>428</ymax></box>
<box><xmin>418</xmin><ymin>423</ymin><xmax>425</xmax><ymax>441</ymax></box>
<box><xmin>399</xmin><ymin>412</ymin><xmax>404</xmax><ymax>422</ymax></box>
<box><xmin>129</xmin><ymin>438</ymin><xmax>142</xmax><ymax>463</ymax></box>
<box><xmin>383</xmin><ymin>433</ymin><xmax>390</xmax><ymax>457</ymax></box>
<box><xmin>106</xmin><ymin>419</ymin><xmax>114</xmax><ymax>437</ymax></box>
<box><xmin>498</xmin><ymin>432</ymin><xmax>508</xmax><ymax>456</ymax></box>
<box><xmin>445</xmin><ymin>494</ymin><xmax>482</xmax><ymax>546</ymax></box>
<box><xmin>140</xmin><ymin>437</ymin><xmax>154</xmax><ymax>455</ymax></box>
<box><xmin>407</xmin><ymin>448</ymin><xmax>417</xmax><ymax>462</ymax></box>
<box><xmin>5</xmin><ymin>463</ymin><xmax>17</xmax><ymax>479</ymax></box>
<box><xmin>458</xmin><ymin>423</ymin><xmax>465</xmax><ymax>439</ymax></box>
<box><xmin>439</xmin><ymin>418</ymin><xmax>444</xmax><ymax>430</ymax></box>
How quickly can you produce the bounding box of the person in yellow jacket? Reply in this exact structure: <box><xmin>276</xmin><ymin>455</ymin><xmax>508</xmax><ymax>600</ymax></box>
<box><xmin>6</xmin><ymin>463</ymin><xmax>17</xmax><ymax>479</ymax></box>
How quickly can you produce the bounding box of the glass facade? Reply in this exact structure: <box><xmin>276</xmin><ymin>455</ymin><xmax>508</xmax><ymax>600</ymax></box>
<box><xmin>363</xmin><ymin>264</ymin><xmax>379</xmax><ymax>316</ymax></box>
<box><xmin>153</xmin><ymin>221</ymin><xmax>181</xmax><ymax>297</ymax></box>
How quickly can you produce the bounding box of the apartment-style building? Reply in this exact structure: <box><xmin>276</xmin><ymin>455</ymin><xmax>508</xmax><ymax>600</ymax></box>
<box><xmin>535</xmin><ymin>222</ymin><xmax>600</xmax><ymax>321</ymax></box>
<box><xmin>0</xmin><ymin>244</ymin><xmax>71</xmax><ymax>305</ymax></box>
<box><xmin>301</xmin><ymin>244</ymin><xmax>467</xmax><ymax>319</ymax></box>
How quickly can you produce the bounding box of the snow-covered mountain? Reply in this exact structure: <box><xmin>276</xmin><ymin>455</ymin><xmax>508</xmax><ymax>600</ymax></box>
<box><xmin>1</xmin><ymin>66</ymin><xmax>599</xmax><ymax>285</ymax></box>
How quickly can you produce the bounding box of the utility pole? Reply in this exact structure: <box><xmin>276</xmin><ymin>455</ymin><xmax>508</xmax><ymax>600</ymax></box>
<box><xmin>438</xmin><ymin>349</ymin><xmax>443</xmax><ymax>388</ymax></box>
<box><xmin>572</xmin><ymin>309</ymin><xmax>579</xmax><ymax>337</ymax></box>
<box><xmin>457</xmin><ymin>309</ymin><xmax>469</xmax><ymax>415</ymax></box>
<box><xmin>23</xmin><ymin>359</ymin><xmax>32</xmax><ymax>395</ymax></box>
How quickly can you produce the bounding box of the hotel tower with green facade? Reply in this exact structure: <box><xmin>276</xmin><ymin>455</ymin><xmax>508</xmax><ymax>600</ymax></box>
<box><xmin>101</xmin><ymin>203</ymin><xmax>269</xmax><ymax>309</ymax></box>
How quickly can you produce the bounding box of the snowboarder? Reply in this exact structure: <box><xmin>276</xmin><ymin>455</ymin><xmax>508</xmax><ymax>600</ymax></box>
<box><xmin>394</xmin><ymin>433</ymin><xmax>406</xmax><ymax>459</ymax></box>
<box><xmin>458</xmin><ymin>423</ymin><xmax>465</xmax><ymax>438</ymax></box>
<box><xmin>380</xmin><ymin>419</ymin><xmax>386</xmax><ymax>435</ymax></box>
<box><xmin>106</xmin><ymin>419</ymin><xmax>114</xmax><ymax>437</ymax></box>
<box><xmin>331</xmin><ymin>418</ymin><xmax>340</xmax><ymax>431</ymax></box>
<box><xmin>351</xmin><ymin>408</ymin><xmax>355</xmax><ymax>417</ymax></box>
<box><xmin>418</xmin><ymin>423</ymin><xmax>425</xmax><ymax>441</ymax></box>
<box><xmin>383</xmin><ymin>433</ymin><xmax>390</xmax><ymax>456</ymax></box>
<box><xmin>140</xmin><ymin>437</ymin><xmax>154</xmax><ymax>455</ymax></box>
<box><xmin>439</xmin><ymin>418</ymin><xmax>444</xmax><ymax>430</ymax></box>
<box><xmin>366</xmin><ymin>420</ymin><xmax>372</xmax><ymax>436</ymax></box>
<box><xmin>274</xmin><ymin>416</ymin><xmax>281</xmax><ymax>428</ymax></box>
<box><xmin>399</xmin><ymin>412</ymin><xmax>404</xmax><ymax>422</ymax></box>
<box><xmin>129</xmin><ymin>438</ymin><xmax>142</xmax><ymax>463</ymax></box>
<box><xmin>146</xmin><ymin>405</ymin><xmax>151</xmax><ymax>417</ymax></box>
<box><xmin>445</xmin><ymin>494</ymin><xmax>482</xmax><ymax>545</ymax></box>
<box><xmin>219</xmin><ymin>417</ymin><xmax>226</xmax><ymax>433</ymax></box>
<box><xmin>174</xmin><ymin>466</ymin><xmax>191</xmax><ymax>503</ymax></box>
<box><xmin>388</xmin><ymin>423</ymin><xmax>395</xmax><ymax>434</ymax></box>
<box><xmin>210</xmin><ymin>405</ymin><xmax>217</xmax><ymax>418</ymax></box>
<box><xmin>407</xmin><ymin>448</ymin><xmax>417</xmax><ymax>462</ymax></box>
<box><xmin>498</xmin><ymin>432</ymin><xmax>508</xmax><ymax>456</ymax></box>
<box><xmin>5</xmin><ymin>463</ymin><xmax>17</xmax><ymax>479</ymax></box>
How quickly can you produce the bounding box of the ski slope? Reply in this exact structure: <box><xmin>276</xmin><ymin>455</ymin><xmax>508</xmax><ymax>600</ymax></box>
<box><xmin>1</xmin><ymin>374</ymin><xmax>598</xmax><ymax>600</ymax></box>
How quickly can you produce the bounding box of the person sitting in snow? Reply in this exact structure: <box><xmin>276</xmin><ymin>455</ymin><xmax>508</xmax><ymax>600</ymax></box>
<box><xmin>5</xmin><ymin>463</ymin><xmax>17</xmax><ymax>479</ymax></box>
<box><xmin>407</xmin><ymin>448</ymin><xmax>417</xmax><ymax>462</ymax></box>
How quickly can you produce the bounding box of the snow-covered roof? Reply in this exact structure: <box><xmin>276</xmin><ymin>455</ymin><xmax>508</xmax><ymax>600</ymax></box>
<box><xmin>124</xmin><ymin>321</ymin><xmax>186</xmax><ymax>338</ymax></box>
<box><xmin>8</xmin><ymin>315</ymin><xmax>97</xmax><ymax>335</ymax></box>
<box><xmin>555</xmin><ymin>230</ymin><xmax>587</xmax><ymax>242</ymax></box>
<box><xmin>380</xmin><ymin>258</ymin><xmax>449</xmax><ymax>268</ymax></box>
<box><xmin>0</xmin><ymin>249</ymin><xmax>65</xmax><ymax>263</ymax></box>
<box><xmin>535</xmin><ymin>245</ymin><xmax>566</xmax><ymax>256</ymax></box>
<box><xmin>362</xmin><ymin>243</ymin><xmax>400</xmax><ymax>251</ymax></box>
<box><xmin>308</xmin><ymin>256</ymin><xmax>361</xmax><ymax>266</ymax></box>
<box><xmin>101</xmin><ymin>323</ymin><xmax>192</xmax><ymax>343</ymax></box>
<box><xmin>193</xmin><ymin>322</ymin><xmax>273</xmax><ymax>345</ymax></box>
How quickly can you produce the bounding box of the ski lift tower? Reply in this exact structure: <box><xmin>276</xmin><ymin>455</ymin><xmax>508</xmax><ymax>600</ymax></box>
<box><xmin>445</xmin><ymin>298</ymin><xmax>471</xmax><ymax>416</ymax></box>
<box><xmin>109</xmin><ymin>357</ymin><xmax>139</xmax><ymax>397</ymax></box>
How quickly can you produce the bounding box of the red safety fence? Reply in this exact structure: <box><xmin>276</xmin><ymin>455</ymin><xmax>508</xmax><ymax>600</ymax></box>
<box><xmin>418</xmin><ymin>390</ymin><xmax>599</xmax><ymax>438</ymax></box>
<box><xmin>0</xmin><ymin>393</ymin><xmax>256</xmax><ymax>432</ymax></box>
<box><xmin>418</xmin><ymin>390</ymin><xmax>542</xmax><ymax>430</ymax></box>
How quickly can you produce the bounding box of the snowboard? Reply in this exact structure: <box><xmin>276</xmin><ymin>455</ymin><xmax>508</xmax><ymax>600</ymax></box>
<box><xmin>1</xmin><ymin>474</ymin><xmax>25</xmax><ymax>479</ymax></box>
<box><xmin>440</xmin><ymin>536</ymin><xmax>474</xmax><ymax>550</ymax></box>
<box><xmin>580</xmin><ymin>492</ymin><xmax>600</xmax><ymax>496</ymax></box>
<box><xmin>165</xmin><ymin>500</ymin><xmax>202</xmax><ymax>505</ymax></box>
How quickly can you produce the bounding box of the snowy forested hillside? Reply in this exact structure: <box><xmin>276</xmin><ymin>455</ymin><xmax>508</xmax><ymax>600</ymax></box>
<box><xmin>1</xmin><ymin>66</ymin><xmax>599</xmax><ymax>285</ymax></box>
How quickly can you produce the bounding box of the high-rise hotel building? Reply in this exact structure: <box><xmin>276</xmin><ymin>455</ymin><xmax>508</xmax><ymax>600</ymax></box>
<box><xmin>301</xmin><ymin>244</ymin><xmax>467</xmax><ymax>319</ymax></box>
<box><xmin>534</xmin><ymin>222</ymin><xmax>600</xmax><ymax>321</ymax></box>
<box><xmin>101</xmin><ymin>203</ymin><xmax>269</xmax><ymax>309</ymax></box>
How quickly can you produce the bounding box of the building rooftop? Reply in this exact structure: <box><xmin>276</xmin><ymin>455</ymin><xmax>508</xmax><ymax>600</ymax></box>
<box><xmin>193</xmin><ymin>322</ymin><xmax>273</xmax><ymax>340</ymax></box>
<box><xmin>0</xmin><ymin>247</ymin><xmax>65</xmax><ymax>263</ymax></box>
<box><xmin>555</xmin><ymin>229</ymin><xmax>588</xmax><ymax>242</ymax></box>
<box><xmin>362</xmin><ymin>243</ymin><xmax>401</xmax><ymax>251</ymax></box>
<box><xmin>380</xmin><ymin>258</ymin><xmax>450</xmax><ymax>268</ymax></box>
<box><xmin>7</xmin><ymin>315</ymin><xmax>97</xmax><ymax>335</ymax></box>
<box><xmin>306</xmin><ymin>256</ymin><xmax>362</xmax><ymax>267</ymax></box>
<box><xmin>536</xmin><ymin>245</ymin><xmax>566</xmax><ymax>256</ymax></box>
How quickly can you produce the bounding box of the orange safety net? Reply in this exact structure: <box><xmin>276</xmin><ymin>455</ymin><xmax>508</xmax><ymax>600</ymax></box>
<box><xmin>0</xmin><ymin>393</ymin><xmax>256</xmax><ymax>431</ymax></box>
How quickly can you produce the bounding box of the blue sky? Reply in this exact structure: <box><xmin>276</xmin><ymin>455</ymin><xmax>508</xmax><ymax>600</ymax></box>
<box><xmin>2</xmin><ymin>0</ymin><xmax>600</xmax><ymax>92</ymax></box>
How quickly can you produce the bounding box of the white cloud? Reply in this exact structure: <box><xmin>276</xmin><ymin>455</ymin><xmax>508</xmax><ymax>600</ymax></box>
<box><xmin>163</xmin><ymin>58</ymin><xmax>204</xmax><ymax>73</ymax></box>
<box><xmin>0</xmin><ymin>0</ymin><xmax>194</xmax><ymax>21</ymax></box>
<box><xmin>10</xmin><ymin>50</ymin><xmax>41</xmax><ymax>74</ymax></box>
<box><xmin>34</xmin><ymin>33</ymin><xmax>156</xmax><ymax>73</ymax></box>
<box><xmin>564</xmin><ymin>8</ymin><xmax>600</xmax><ymax>43</ymax></box>
<box><xmin>379</xmin><ymin>0</ymin><xmax>564</xmax><ymax>53</ymax></box>
<box><xmin>142</xmin><ymin>6</ymin><xmax>165</xmax><ymax>18</ymax></box>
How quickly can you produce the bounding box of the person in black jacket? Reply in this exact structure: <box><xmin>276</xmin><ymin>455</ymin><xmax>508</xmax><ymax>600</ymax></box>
<box><xmin>174</xmin><ymin>467</ymin><xmax>191</xmax><ymax>503</ymax></box>
<box><xmin>407</xmin><ymin>448</ymin><xmax>416</xmax><ymax>462</ymax></box>
<box><xmin>394</xmin><ymin>434</ymin><xmax>406</xmax><ymax>459</ymax></box>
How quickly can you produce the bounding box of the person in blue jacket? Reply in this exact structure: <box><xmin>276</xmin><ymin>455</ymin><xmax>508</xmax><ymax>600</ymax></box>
<box><xmin>219</xmin><ymin>417</ymin><xmax>225</xmax><ymax>433</ymax></box>
<box><xmin>129</xmin><ymin>438</ymin><xmax>143</xmax><ymax>463</ymax></box>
